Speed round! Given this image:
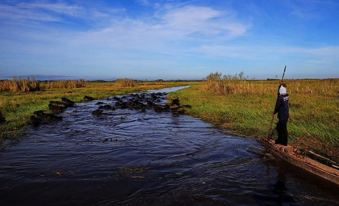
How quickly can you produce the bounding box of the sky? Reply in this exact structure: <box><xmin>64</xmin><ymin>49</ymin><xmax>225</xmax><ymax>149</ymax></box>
<box><xmin>0</xmin><ymin>0</ymin><xmax>338</xmax><ymax>80</ymax></box>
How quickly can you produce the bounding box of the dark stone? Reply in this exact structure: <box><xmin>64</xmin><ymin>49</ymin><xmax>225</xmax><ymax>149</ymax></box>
<box><xmin>98</xmin><ymin>104</ymin><xmax>115</xmax><ymax>110</ymax></box>
<box><xmin>171</xmin><ymin>98</ymin><xmax>180</xmax><ymax>106</ymax></box>
<box><xmin>102</xmin><ymin>138</ymin><xmax>113</xmax><ymax>143</ymax></box>
<box><xmin>49</xmin><ymin>101</ymin><xmax>67</xmax><ymax>114</ymax></box>
<box><xmin>177</xmin><ymin>108</ymin><xmax>186</xmax><ymax>114</ymax></box>
<box><xmin>109</xmin><ymin>92</ymin><xmax>169</xmax><ymax>113</ymax></box>
<box><xmin>96</xmin><ymin>102</ymin><xmax>105</xmax><ymax>105</ymax></box>
<box><xmin>61</xmin><ymin>97</ymin><xmax>75</xmax><ymax>107</ymax></box>
<box><xmin>151</xmin><ymin>93</ymin><xmax>158</xmax><ymax>100</ymax></box>
<box><xmin>84</xmin><ymin>96</ymin><xmax>95</xmax><ymax>101</ymax></box>
<box><xmin>0</xmin><ymin>112</ymin><xmax>6</xmax><ymax>124</ymax></box>
<box><xmin>92</xmin><ymin>109</ymin><xmax>103</xmax><ymax>116</ymax></box>
<box><xmin>113</xmin><ymin>97</ymin><xmax>121</xmax><ymax>101</ymax></box>
<box><xmin>30</xmin><ymin>115</ymin><xmax>41</xmax><ymax>127</ymax></box>
<box><xmin>171</xmin><ymin>107</ymin><xmax>186</xmax><ymax>116</ymax></box>
<box><xmin>115</xmin><ymin>101</ymin><xmax>128</xmax><ymax>109</ymax></box>
<box><xmin>30</xmin><ymin>110</ymin><xmax>62</xmax><ymax>126</ymax></box>
<box><xmin>147</xmin><ymin>100</ymin><xmax>154</xmax><ymax>107</ymax></box>
<box><xmin>33</xmin><ymin>110</ymin><xmax>45</xmax><ymax>116</ymax></box>
<box><xmin>140</xmin><ymin>93</ymin><xmax>146</xmax><ymax>99</ymax></box>
<box><xmin>169</xmin><ymin>105</ymin><xmax>180</xmax><ymax>110</ymax></box>
<box><xmin>156</xmin><ymin>92</ymin><xmax>163</xmax><ymax>96</ymax></box>
<box><xmin>43</xmin><ymin>113</ymin><xmax>63</xmax><ymax>122</ymax></box>
<box><xmin>153</xmin><ymin>105</ymin><xmax>169</xmax><ymax>113</ymax></box>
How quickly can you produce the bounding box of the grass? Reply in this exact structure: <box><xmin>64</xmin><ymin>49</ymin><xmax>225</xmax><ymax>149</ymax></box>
<box><xmin>0</xmin><ymin>80</ymin><xmax>188</xmax><ymax>142</ymax></box>
<box><xmin>169</xmin><ymin>78</ymin><xmax>339</xmax><ymax>161</ymax></box>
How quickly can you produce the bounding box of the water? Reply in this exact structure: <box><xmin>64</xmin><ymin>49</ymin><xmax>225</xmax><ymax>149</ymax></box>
<box><xmin>0</xmin><ymin>87</ymin><xmax>338</xmax><ymax>206</ymax></box>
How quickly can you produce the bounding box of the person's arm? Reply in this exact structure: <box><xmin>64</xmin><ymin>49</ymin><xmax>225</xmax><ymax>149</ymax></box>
<box><xmin>274</xmin><ymin>96</ymin><xmax>281</xmax><ymax>114</ymax></box>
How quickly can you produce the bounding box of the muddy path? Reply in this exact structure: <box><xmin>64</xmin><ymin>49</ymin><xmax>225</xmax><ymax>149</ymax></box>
<box><xmin>0</xmin><ymin>87</ymin><xmax>338</xmax><ymax>206</ymax></box>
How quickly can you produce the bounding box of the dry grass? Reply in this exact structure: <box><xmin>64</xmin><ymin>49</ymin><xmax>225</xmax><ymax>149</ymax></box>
<box><xmin>204</xmin><ymin>72</ymin><xmax>338</xmax><ymax>97</ymax></box>
<box><xmin>0</xmin><ymin>78</ymin><xmax>40</xmax><ymax>92</ymax></box>
<box><xmin>0</xmin><ymin>79</ymin><xmax>87</xmax><ymax>92</ymax></box>
<box><xmin>43</xmin><ymin>80</ymin><xmax>87</xmax><ymax>89</ymax></box>
<box><xmin>115</xmin><ymin>79</ymin><xmax>137</xmax><ymax>87</ymax></box>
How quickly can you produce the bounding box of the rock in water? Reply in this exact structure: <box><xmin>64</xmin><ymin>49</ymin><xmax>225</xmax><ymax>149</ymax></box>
<box><xmin>153</xmin><ymin>104</ymin><xmax>169</xmax><ymax>113</ymax></box>
<box><xmin>115</xmin><ymin>101</ymin><xmax>128</xmax><ymax>109</ymax></box>
<box><xmin>61</xmin><ymin>97</ymin><xmax>75</xmax><ymax>107</ymax></box>
<box><xmin>49</xmin><ymin>101</ymin><xmax>67</xmax><ymax>114</ymax></box>
<box><xmin>30</xmin><ymin>110</ymin><xmax>62</xmax><ymax>126</ymax></box>
<box><xmin>171</xmin><ymin>98</ymin><xmax>180</xmax><ymax>106</ymax></box>
<box><xmin>92</xmin><ymin>109</ymin><xmax>103</xmax><ymax>116</ymax></box>
<box><xmin>98</xmin><ymin>104</ymin><xmax>114</xmax><ymax>110</ymax></box>
<box><xmin>0</xmin><ymin>112</ymin><xmax>6</xmax><ymax>124</ymax></box>
<box><xmin>84</xmin><ymin>96</ymin><xmax>95</xmax><ymax>101</ymax></box>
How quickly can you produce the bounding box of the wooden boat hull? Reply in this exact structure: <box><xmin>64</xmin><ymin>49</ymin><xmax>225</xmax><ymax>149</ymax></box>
<box><xmin>260</xmin><ymin>138</ymin><xmax>339</xmax><ymax>186</ymax></box>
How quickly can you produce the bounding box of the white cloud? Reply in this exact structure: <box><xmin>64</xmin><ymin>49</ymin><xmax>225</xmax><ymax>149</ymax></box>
<box><xmin>17</xmin><ymin>2</ymin><xmax>83</xmax><ymax>16</ymax></box>
<box><xmin>0</xmin><ymin>2</ymin><xmax>124</xmax><ymax>23</ymax></box>
<box><xmin>0</xmin><ymin>4</ymin><xmax>60</xmax><ymax>22</ymax></box>
<box><xmin>73</xmin><ymin>5</ymin><xmax>249</xmax><ymax>52</ymax></box>
<box><xmin>160</xmin><ymin>6</ymin><xmax>248</xmax><ymax>38</ymax></box>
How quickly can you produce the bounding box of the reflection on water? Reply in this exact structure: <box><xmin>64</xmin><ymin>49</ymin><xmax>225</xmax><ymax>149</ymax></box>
<box><xmin>0</xmin><ymin>87</ymin><xmax>338</xmax><ymax>206</ymax></box>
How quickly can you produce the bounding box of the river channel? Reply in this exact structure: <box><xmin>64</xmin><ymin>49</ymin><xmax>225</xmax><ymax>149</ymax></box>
<box><xmin>0</xmin><ymin>86</ymin><xmax>337</xmax><ymax>206</ymax></box>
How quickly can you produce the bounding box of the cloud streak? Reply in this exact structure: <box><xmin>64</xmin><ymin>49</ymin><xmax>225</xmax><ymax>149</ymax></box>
<box><xmin>0</xmin><ymin>4</ymin><xmax>61</xmax><ymax>22</ymax></box>
<box><xmin>0</xmin><ymin>1</ymin><xmax>124</xmax><ymax>24</ymax></box>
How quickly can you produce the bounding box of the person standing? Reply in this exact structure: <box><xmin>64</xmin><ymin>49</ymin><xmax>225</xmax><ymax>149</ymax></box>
<box><xmin>274</xmin><ymin>83</ymin><xmax>289</xmax><ymax>146</ymax></box>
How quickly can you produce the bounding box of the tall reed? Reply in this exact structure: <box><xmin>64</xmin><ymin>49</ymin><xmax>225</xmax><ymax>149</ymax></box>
<box><xmin>204</xmin><ymin>72</ymin><xmax>338</xmax><ymax>97</ymax></box>
<box><xmin>115</xmin><ymin>79</ymin><xmax>137</xmax><ymax>87</ymax></box>
<box><xmin>43</xmin><ymin>80</ymin><xmax>87</xmax><ymax>89</ymax></box>
<box><xmin>0</xmin><ymin>78</ymin><xmax>40</xmax><ymax>92</ymax></box>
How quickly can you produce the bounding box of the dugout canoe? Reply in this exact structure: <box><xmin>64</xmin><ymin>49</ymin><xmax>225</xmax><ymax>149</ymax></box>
<box><xmin>260</xmin><ymin>138</ymin><xmax>339</xmax><ymax>186</ymax></box>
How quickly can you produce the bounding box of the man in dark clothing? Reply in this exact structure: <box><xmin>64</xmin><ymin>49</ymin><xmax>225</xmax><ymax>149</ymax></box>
<box><xmin>274</xmin><ymin>83</ymin><xmax>289</xmax><ymax>146</ymax></box>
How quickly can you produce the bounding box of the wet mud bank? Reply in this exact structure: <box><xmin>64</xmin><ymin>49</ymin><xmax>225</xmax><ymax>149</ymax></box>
<box><xmin>0</xmin><ymin>86</ymin><xmax>338</xmax><ymax>206</ymax></box>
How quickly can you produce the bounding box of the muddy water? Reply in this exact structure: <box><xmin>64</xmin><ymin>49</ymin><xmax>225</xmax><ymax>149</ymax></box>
<box><xmin>0</xmin><ymin>87</ymin><xmax>338</xmax><ymax>206</ymax></box>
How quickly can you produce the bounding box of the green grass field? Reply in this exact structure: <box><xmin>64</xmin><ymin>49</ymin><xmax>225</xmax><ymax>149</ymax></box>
<box><xmin>0</xmin><ymin>80</ymin><xmax>188</xmax><ymax>141</ymax></box>
<box><xmin>170</xmin><ymin>79</ymin><xmax>339</xmax><ymax>161</ymax></box>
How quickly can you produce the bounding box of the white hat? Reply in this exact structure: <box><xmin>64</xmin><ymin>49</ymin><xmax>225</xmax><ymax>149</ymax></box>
<box><xmin>279</xmin><ymin>85</ymin><xmax>287</xmax><ymax>95</ymax></box>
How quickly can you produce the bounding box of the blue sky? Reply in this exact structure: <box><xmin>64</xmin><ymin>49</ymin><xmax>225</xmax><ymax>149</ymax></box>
<box><xmin>0</xmin><ymin>0</ymin><xmax>338</xmax><ymax>79</ymax></box>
